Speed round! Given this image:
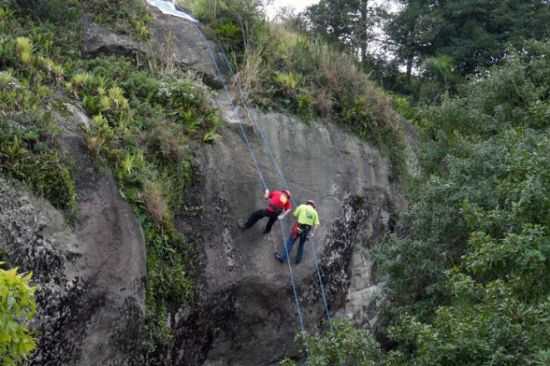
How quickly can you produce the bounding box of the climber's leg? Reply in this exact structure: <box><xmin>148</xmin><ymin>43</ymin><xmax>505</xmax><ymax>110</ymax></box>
<box><xmin>242</xmin><ymin>209</ymin><xmax>268</xmax><ymax>230</ymax></box>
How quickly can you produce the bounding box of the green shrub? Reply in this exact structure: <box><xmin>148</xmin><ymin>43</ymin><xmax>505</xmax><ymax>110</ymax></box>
<box><xmin>36</xmin><ymin>56</ymin><xmax>64</xmax><ymax>82</ymax></box>
<box><xmin>82</xmin><ymin>0</ymin><xmax>152</xmax><ymax>40</ymax></box>
<box><xmin>0</xmin><ymin>115</ymin><xmax>77</xmax><ymax>214</ymax></box>
<box><xmin>212</xmin><ymin>19</ymin><xmax>241</xmax><ymax>44</ymax></box>
<box><xmin>274</xmin><ymin>71</ymin><xmax>300</xmax><ymax>96</ymax></box>
<box><xmin>0</xmin><ymin>265</ymin><xmax>36</xmax><ymax>365</ymax></box>
<box><xmin>281</xmin><ymin>320</ymin><xmax>382</xmax><ymax>366</ymax></box>
<box><xmin>376</xmin><ymin>41</ymin><xmax>550</xmax><ymax>366</ymax></box>
<box><xmin>145</xmin><ymin>122</ymin><xmax>187</xmax><ymax>163</ymax></box>
<box><xmin>11</xmin><ymin>0</ymin><xmax>79</xmax><ymax>23</ymax></box>
<box><xmin>231</xmin><ymin>23</ymin><xmax>406</xmax><ymax>173</ymax></box>
<box><xmin>185</xmin><ymin>0</ymin><xmax>264</xmax><ymax>64</ymax></box>
<box><xmin>15</xmin><ymin>36</ymin><xmax>32</xmax><ymax>65</ymax></box>
<box><xmin>391</xmin><ymin>94</ymin><xmax>418</xmax><ymax>124</ymax></box>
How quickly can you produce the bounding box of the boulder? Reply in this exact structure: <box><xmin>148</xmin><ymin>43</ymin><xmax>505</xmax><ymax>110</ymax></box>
<box><xmin>81</xmin><ymin>20</ymin><xmax>144</xmax><ymax>58</ymax></box>
<box><xmin>81</xmin><ymin>4</ymin><xmax>224</xmax><ymax>88</ymax></box>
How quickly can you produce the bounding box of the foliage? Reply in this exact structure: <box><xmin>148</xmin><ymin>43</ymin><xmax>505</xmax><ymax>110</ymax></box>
<box><xmin>0</xmin><ymin>265</ymin><xmax>36</xmax><ymax>366</ymax></box>
<box><xmin>0</xmin><ymin>120</ymin><xmax>77</xmax><ymax>214</ymax></box>
<box><xmin>391</xmin><ymin>94</ymin><xmax>418</xmax><ymax>123</ymax></box>
<box><xmin>386</xmin><ymin>0</ymin><xmax>550</xmax><ymax>100</ymax></box>
<box><xmin>10</xmin><ymin>0</ymin><xmax>79</xmax><ymax>23</ymax></box>
<box><xmin>181</xmin><ymin>0</ymin><xmax>265</xmax><ymax>59</ymax></box>
<box><xmin>235</xmin><ymin>23</ymin><xmax>406</xmax><ymax>175</ymax></box>
<box><xmin>305</xmin><ymin>0</ymin><xmax>384</xmax><ymax>64</ymax></box>
<box><xmin>0</xmin><ymin>34</ymin><xmax>76</xmax><ymax>215</ymax></box>
<box><xmin>82</xmin><ymin>0</ymin><xmax>152</xmax><ymax>40</ymax></box>
<box><xmin>375</xmin><ymin>41</ymin><xmax>550</xmax><ymax>365</ymax></box>
<box><xmin>15</xmin><ymin>36</ymin><xmax>32</xmax><ymax>65</ymax></box>
<box><xmin>281</xmin><ymin>320</ymin><xmax>382</xmax><ymax>366</ymax></box>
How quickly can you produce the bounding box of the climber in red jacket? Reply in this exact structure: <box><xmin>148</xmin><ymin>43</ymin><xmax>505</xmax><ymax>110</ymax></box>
<box><xmin>239</xmin><ymin>189</ymin><xmax>292</xmax><ymax>234</ymax></box>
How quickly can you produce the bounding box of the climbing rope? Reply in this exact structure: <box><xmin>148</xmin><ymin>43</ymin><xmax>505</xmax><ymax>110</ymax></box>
<box><xmin>217</xmin><ymin>53</ymin><xmax>333</xmax><ymax>327</ymax></box>
<box><xmin>190</xmin><ymin>23</ymin><xmax>308</xmax><ymax>335</ymax></box>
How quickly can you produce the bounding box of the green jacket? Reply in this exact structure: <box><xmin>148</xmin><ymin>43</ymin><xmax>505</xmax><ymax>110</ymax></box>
<box><xmin>293</xmin><ymin>204</ymin><xmax>320</xmax><ymax>226</ymax></box>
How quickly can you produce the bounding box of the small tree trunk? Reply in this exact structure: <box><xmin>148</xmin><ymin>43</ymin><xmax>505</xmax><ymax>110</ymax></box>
<box><xmin>406</xmin><ymin>54</ymin><xmax>414</xmax><ymax>80</ymax></box>
<box><xmin>360</xmin><ymin>0</ymin><xmax>369</xmax><ymax>64</ymax></box>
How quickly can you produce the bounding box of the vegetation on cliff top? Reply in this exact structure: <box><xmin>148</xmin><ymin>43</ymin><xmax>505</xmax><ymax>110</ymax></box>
<box><xmin>180</xmin><ymin>0</ymin><xmax>407</xmax><ymax>175</ymax></box>
<box><xmin>0</xmin><ymin>265</ymin><xmax>36</xmax><ymax>365</ymax></box>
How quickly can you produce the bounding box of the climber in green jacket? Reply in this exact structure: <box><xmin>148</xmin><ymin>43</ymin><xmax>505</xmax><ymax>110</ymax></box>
<box><xmin>275</xmin><ymin>200</ymin><xmax>320</xmax><ymax>265</ymax></box>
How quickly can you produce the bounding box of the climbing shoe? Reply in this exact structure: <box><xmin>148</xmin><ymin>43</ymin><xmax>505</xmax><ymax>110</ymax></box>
<box><xmin>237</xmin><ymin>220</ymin><xmax>247</xmax><ymax>231</ymax></box>
<box><xmin>295</xmin><ymin>259</ymin><xmax>302</xmax><ymax>265</ymax></box>
<box><xmin>274</xmin><ymin>253</ymin><xmax>284</xmax><ymax>263</ymax></box>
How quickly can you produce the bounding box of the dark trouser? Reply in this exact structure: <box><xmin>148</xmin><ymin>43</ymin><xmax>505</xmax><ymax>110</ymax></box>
<box><xmin>243</xmin><ymin>209</ymin><xmax>279</xmax><ymax>234</ymax></box>
<box><xmin>279</xmin><ymin>225</ymin><xmax>311</xmax><ymax>264</ymax></box>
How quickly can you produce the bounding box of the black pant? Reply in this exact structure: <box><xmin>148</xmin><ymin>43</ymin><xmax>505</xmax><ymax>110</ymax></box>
<box><xmin>244</xmin><ymin>209</ymin><xmax>278</xmax><ymax>234</ymax></box>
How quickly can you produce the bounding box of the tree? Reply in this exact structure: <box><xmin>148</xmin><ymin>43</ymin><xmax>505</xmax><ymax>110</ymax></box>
<box><xmin>388</xmin><ymin>0</ymin><xmax>550</xmax><ymax>76</ymax></box>
<box><xmin>387</xmin><ymin>129</ymin><xmax>550</xmax><ymax>366</ymax></box>
<box><xmin>304</xmin><ymin>0</ymin><xmax>384</xmax><ymax>66</ymax></box>
<box><xmin>384</xmin><ymin>0</ymin><xmax>435</xmax><ymax>80</ymax></box>
<box><xmin>375</xmin><ymin>41</ymin><xmax>550</xmax><ymax>366</ymax></box>
<box><xmin>0</xmin><ymin>265</ymin><xmax>37</xmax><ymax>365</ymax></box>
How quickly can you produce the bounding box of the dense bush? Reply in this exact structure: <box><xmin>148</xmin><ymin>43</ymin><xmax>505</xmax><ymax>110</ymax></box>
<box><xmin>373</xmin><ymin>41</ymin><xmax>550</xmax><ymax>365</ymax></box>
<box><xmin>281</xmin><ymin>320</ymin><xmax>382</xmax><ymax>366</ymax></box>
<box><xmin>0</xmin><ymin>119</ymin><xmax>77</xmax><ymax>214</ymax></box>
<box><xmin>9</xmin><ymin>0</ymin><xmax>79</xmax><ymax>23</ymax></box>
<box><xmin>180</xmin><ymin>0</ymin><xmax>265</xmax><ymax>57</ymax></box>
<box><xmin>233</xmin><ymin>23</ymin><xmax>407</xmax><ymax>175</ymax></box>
<box><xmin>0</xmin><ymin>32</ymin><xmax>77</xmax><ymax>215</ymax></box>
<box><xmin>78</xmin><ymin>0</ymin><xmax>151</xmax><ymax>39</ymax></box>
<box><xmin>0</xmin><ymin>265</ymin><xmax>36</xmax><ymax>365</ymax></box>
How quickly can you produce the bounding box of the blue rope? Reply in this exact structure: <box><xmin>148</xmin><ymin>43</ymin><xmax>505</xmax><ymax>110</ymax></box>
<box><xmin>191</xmin><ymin>23</ymin><xmax>307</xmax><ymax>335</ymax></box>
<box><xmin>235</xmin><ymin>109</ymin><xmax>269</xmax><ymax>192</ymax></box>
<box><xmin>240</xmin><ymin>90</ymin><xmax>333</xmax><ymax>327</ymax></box>
<box><xmin>278</xmin><ymin>218</ymin><xmax>306</xmax><ymax>332</ymax></box>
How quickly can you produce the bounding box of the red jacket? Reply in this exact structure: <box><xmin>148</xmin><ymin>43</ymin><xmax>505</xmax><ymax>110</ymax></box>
<box><xmin>266</xmin><ymin>191</ymin><xmax>292</xmax><ymax>213</ymax></box>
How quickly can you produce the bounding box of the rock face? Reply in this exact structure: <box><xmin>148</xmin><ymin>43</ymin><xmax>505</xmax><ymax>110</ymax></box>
<box><xmin>57</xmin><ymin>105</ymin><xmax>147</xmax><ymax>366</ymax></box>
<box><xmin>82</xmin><ymin>20</ymin><xmax>144</xmax><ymax>58</ymax></box>
<box><xmin>0</xmin><ymin>104</ymin><xmax>146</xmax><ymax>366</ymax></box>
<box><xmin>171</xmin><ymin>94</ymin><xmax>408</xmax><ymax>366</ymax></box>
<box><xmin>0</xmin><ymin>4</ymin><xmax>415</xmax><ymax>365</ymax></box>
<box><xmin>82</xmin><ymin>3</ymin><xmax>223</xmax><ymax>88</ymax></box>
